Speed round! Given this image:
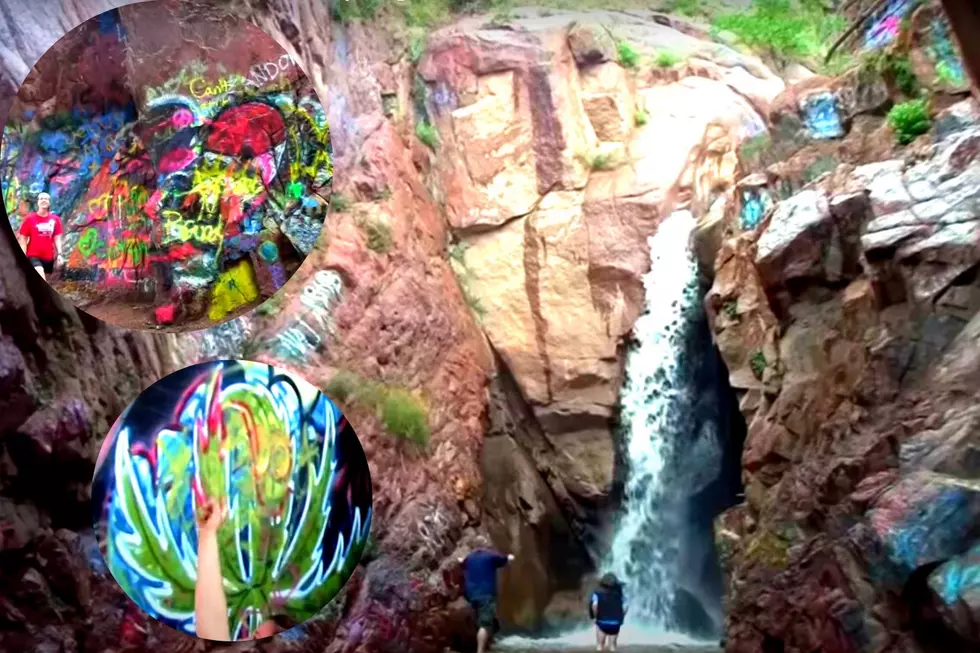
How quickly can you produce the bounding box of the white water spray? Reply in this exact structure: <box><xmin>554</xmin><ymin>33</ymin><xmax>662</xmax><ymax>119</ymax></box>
<box><xmin>603</xmin><ymin>210</ymin><xmax>703</xmax><ymax>629</ymax></box>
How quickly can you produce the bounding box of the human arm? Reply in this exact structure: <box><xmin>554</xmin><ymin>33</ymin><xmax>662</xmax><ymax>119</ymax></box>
<box><xmin>194</xmin><ymin>498</ymin><xmax>231</xmax><ymax>641</ymax></box>
<box><xmin>16</xmin><ymin>217</ymin><xmax>31</xmax><ymax>252</ymax></box>
<box><xmin>54</xmin><ymin>219</ymin><xmax>63</xmax><ymax>262</ymax></box>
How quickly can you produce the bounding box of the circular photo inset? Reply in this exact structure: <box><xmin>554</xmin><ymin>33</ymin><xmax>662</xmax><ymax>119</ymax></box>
<box><xmin>1</xmin><ymin>2</ymin><xmax>332</xmax><ymax>331</ymax></box>
<box><xmin>91</xmin><ymin>360</ymin><xmax>371</xmax><ymax>641</ymax></box>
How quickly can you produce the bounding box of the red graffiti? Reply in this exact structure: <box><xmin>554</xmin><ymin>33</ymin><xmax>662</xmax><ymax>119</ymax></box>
<box><xmin>205</xmin><ymin>103</ymin><xmax>286</xmax><ymax>157</ymax></box>
<box><xmin>158</xmin><ymin>147</ymin><xmax>196</xmax><ymax>173</ymax></box>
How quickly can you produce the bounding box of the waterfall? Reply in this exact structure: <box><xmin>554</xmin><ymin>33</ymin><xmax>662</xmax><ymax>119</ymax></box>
<box><xmin>603</xmin><ymin>209</ymin><xmax>704</xmax><ymax>630</ymax></box>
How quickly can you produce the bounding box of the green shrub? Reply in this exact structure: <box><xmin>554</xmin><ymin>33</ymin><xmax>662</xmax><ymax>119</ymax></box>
<box><xmin>415</xmin><ymin>120</ymin><xmax>439</xmax><ymax>150</ymax></box>
<box><xmin>750</xmin><ymin>350</ymin><xmax>767</xmax><ymax>379</ymax></box>
<box><xmin>887</xmin><ymin>99</ymin><xmax>932</xmax><ymax>145</ymax></box>
<box><xmin>654</xmin><ymin>50</ymin><xmax>681</xmax><ymax>68</ymax></box>
<box><xmin>325</xmin><ymin>370</ymin><xmax>360</xmax><ymax>403</ymax></box>
<box><xmin>634</xmin><ymin>108</ymin><xmax>648</xmax><ymax>127</ymax></box>
<box><xmin>324</xmin><ymin>371</ymin><xmax>431</xmax><ymax>449</ymax></box>
<box><xmin>409</xmin><ymin>31</ymin><xmax>427</xmax><ymax>64</ymax></box>
<box><xmin>579</xmin><ymin>149</ymin><xmax>620</xmax><ymax>171</ymax></box>
<box><xmin>402</xmin><ymin>0</ymin><xmax>451</xmax><ymax>27</ymax></box>
<box><xmin>380</xmin><ymin>389</ymin><xmax>430</xmax><ymax>447</ymax></box>
<box><xmin>861</xmin><ymin>50</ymin><xmax>919</xmax><ymax>97</ymax></box>
<box><xmin>332</xmin><ymin>0</ymin><xmax>381</xmax><ymax>23</ymax></box>
<box><xmin>617</xmin><ymin>41</ymin><xmax>641</xmax><ymax>69</ymax></box>
<box><xmin>361</xmin><ymin>218</ymin><xmax>393</xmax><ymax>254</ymax></box>
<box><xmin>713</xmin><ymin>0</ymin><xmax>846</xmax><ymax>65</ymax></box>
<box><xmin>667</xmin><ymin>0</ymin><xmax>700</xmax><ymax>16</ymax></box>
<box><xmin>330</xmin><ymin>193</ymin><xmax>352</xmax><ymax>213</ymax></box>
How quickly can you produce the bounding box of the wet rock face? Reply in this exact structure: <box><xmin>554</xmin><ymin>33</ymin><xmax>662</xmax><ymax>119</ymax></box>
<box><xmin>712</xmin><ymin>98</ymin><xmax>980</xmax><ymax>653</ymax></box>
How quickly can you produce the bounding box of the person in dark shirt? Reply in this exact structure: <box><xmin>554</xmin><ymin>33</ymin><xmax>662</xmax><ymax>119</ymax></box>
<box><xmin>458</xmin><ymin>538</ymin><xmax>514</xmax><ymax>653</ymax></box>
<box><xmin>589</xmin><ymin>573</ymin><xmax>628</xmax><ymax>652</ymax></box>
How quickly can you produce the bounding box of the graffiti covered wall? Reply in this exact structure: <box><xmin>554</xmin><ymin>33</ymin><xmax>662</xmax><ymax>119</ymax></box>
<box><xmin>1</xmin><ymin>4</ymin><xmax>332</xmax><ymax>326</ymax></box>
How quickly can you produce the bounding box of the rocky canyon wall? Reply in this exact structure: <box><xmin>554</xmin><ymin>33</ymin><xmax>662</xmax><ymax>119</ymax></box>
<box><xmin>711</xmin><ymin>95</ymin><xmax>980</xmax><ymax>652</ymax></box>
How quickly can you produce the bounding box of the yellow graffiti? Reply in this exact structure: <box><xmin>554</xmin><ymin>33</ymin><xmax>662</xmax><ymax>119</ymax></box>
<box><xmin>162</xmin><ymin>210</ymin><xmax>223</xmax><ymax>244</ymax></box>
<box><xmin>189</xmin><ymin>74</ymin><xmax>248</xmax><ymax>99</ymax></box>
<box><xmin>208</xmin><ymin>259</ymin><xmax>260</xmax><ymax>322</ymax></box>
<box><xmin>186</xmin><ymin>160</ymin><xmax>265</xmax><ymax>216</ymax></box>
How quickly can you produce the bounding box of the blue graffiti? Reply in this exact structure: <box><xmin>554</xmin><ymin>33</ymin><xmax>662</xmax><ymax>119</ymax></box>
<box><xmin>39</xmin><ymin>131</ymin><xmax>72</xmax><ymax>155</ymax></box>
<box><xmin>886</xmin><ymin>488</ymin><xmax>972</xmax><ymax>573</ymax></box>
<box><xmin>431</xmin><ymin>82</ymin><xmax>458</xmax><ymax>115</ymax></box>
<box><xmin>934</xmin><ymin>545</ymin><xmax>980</xmax><ymax>605</ymax></box>
<box><xmin>740</xmin><ymin>188</ymin><xmax>770</xmax><ymax>230</ymax></box>
<box><xmin>802</xmin><ymin>92</ymin><xmax>845</xmax><ymax>140</ymax></box>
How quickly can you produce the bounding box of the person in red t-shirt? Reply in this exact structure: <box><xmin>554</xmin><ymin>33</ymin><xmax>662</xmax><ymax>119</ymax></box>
<box><xmin>16</xmin><ymin>192</ymin><xmax>64</xmax><ymax>281</ymax></box>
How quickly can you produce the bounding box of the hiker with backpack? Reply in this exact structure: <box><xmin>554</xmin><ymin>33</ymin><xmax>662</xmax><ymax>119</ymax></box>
<box><xmin>589</xmin><ymin>573</ymin><xmax>628</xmax><ymax>652</ymax></box>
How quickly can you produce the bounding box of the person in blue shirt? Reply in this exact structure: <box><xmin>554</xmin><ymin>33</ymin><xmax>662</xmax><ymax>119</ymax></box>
<box><xmin>589</xmin><ymin>573</ymin><xmax>628</xmax><ymax>652</ymax></box>
<box><xmin>458</xmin><ymin>538</ymin><xmax>514</xmax><ymax>653</ymax></box>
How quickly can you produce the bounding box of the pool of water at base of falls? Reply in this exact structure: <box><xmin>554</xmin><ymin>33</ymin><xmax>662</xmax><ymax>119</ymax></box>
<box><xmin>496</xmin><ymin>624</ymin><xmax>721</xmax><ymax>652</ymax></box>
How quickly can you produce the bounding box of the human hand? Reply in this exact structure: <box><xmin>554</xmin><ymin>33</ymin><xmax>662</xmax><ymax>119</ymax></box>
<box><xmin>196</xmin><ymin>497</ymin><xmax>227</xmax><ymax>537</ymax></box>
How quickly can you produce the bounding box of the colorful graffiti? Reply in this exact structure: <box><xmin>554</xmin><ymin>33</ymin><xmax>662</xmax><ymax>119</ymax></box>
<box><xmin>864</xmin><ymin>0</ymin><xmax>913</xmax><ymax>50</ymax></box>
<box><xmin>801</xmin><ymin>92</ymin><xmax>845</xmax><ymax>140</ymax></box>
<box><xmin>1</xmin><ymin>7</ymin><xmax>332</xmax><ymax>327</ymax></box>
<box><xmin>92</xmin><ymin>360</ymin><xmax>372</xmax><ymax>640</ymax></box>
<box><xmin>927</xmin><ymin>15</ymin><xmax>967</xmax><ymax>88</ymax></box>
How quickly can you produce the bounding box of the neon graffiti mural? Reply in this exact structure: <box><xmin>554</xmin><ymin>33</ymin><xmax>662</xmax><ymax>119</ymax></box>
<box><xmin>0</xmin><ymin>7</ymin><xmax>332</xmax><ymax>327</ymax></box>
<box><xmin>92</xmin><ymin>360</ymin><xmax>371</xmax><ymax>640</ymax></box>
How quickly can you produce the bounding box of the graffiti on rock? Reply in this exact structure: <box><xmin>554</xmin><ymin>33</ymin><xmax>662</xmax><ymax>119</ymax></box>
<box><xmin>801</xmin><ymin>92</ymin><xmax>845</xmax><ymax>140</ymax></box>
<box><xmin>1</xmin><ymin>8</ymin><xmax>332</xmax><ymax>327</ymax></box>
<box><xmin>274</xmin><ymin>270</ymin><xmax>344</xmax><ymax>362</ymax></box>
<box><xmin>928</xmin><ymin>16</ymin><xmax>967</xmax><ymax>88</ymax></box>
<box><xmin>92</xmin><ymin>360</ymin><xmax>372</xmax><ymax>640</ymax></box>
<box><xmin>740</xmin><ymin>186</ymin><xmax>772</xmax><ymax>231</ymax></box>
<box><xmin>929</xmin><ymin>542</ymin><xmax>980</xmax><ymax>606</ymax></box>
<box><xmin>864</xmin><ymin>0</ymin><xmax>912</xmax><ymax>50</ymax></box>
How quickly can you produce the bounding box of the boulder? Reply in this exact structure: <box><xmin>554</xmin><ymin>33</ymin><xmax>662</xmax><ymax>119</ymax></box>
<box><xmin>934</xmin><ymin>99</ymin><xmax>980</xmax><ymax>144</ymax></box>
<box><xmin>755</xmin><ymin>189</ymin><xmax>833</xmax><ymax>287</ymax></box>
<box><xmin>928</xmin><ymin>541</ymin><xmax>980</xmax><ymax>644</ymax></box>
<box><xmin>579</xmin><ymin>62</ymin><xmax>634</xmax><ymax>142</ymax></box>
<box><xmin>866</xmin><ymin>471</ymin><xmax>980</xmax><ymax>581</ymax></box>
<box><xmin>834</xmin><ymin>66</ymin><xmax>892</xmax><ymax>122</ymax></box>
<box><xmin>567</xmin><ymin>23</ymin><xmax>616</xmax><ymax>66</ymax></box>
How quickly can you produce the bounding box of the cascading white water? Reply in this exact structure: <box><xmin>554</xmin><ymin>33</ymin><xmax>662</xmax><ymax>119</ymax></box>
<box><xmin>497</xmin><ymin>210</ymin><xmax>715</xmax><ymax>651</ymax></box>
<box><xmin>602</xmin><ymin>209</ymin><xmax>704</xmax><ymax>630</ymax></box>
